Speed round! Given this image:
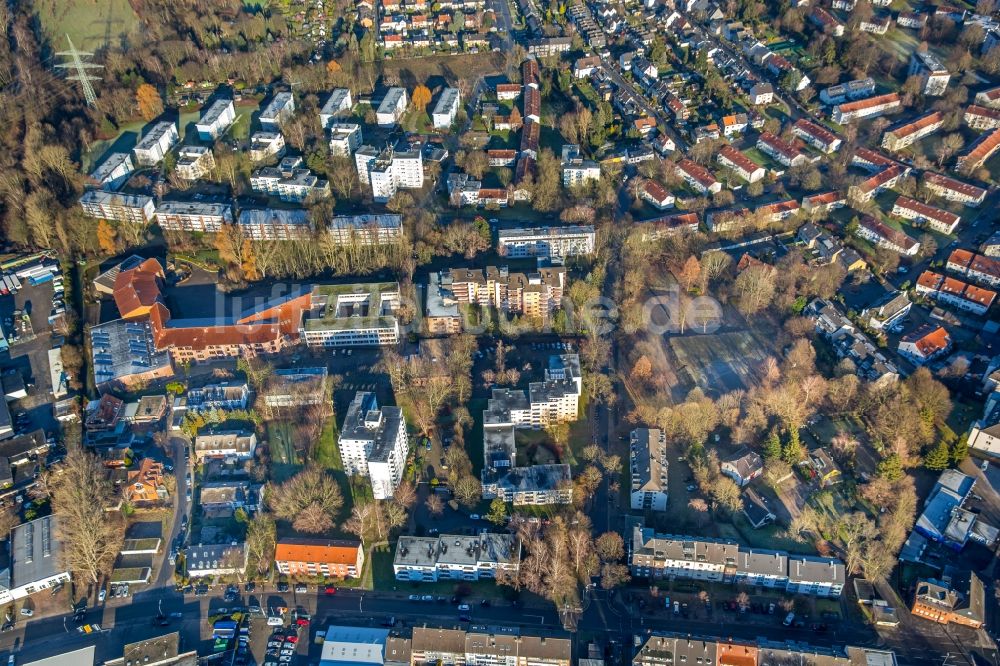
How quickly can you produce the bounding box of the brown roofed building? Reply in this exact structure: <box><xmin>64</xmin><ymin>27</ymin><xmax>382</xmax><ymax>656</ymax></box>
<box><xmin>898</xmin><ymin>324</ymin><xmax>951</xmax><ymax>364</ymax></box>
<box><xmin>964</xmin><ymin>104</ymin><xmax>1000</xmax><ymax>131</ymax></box>
<box><xmin>113</xmin><ymin>258</ymin><xmax>165</xmax><ymax>320</ymax></box>
<box><xmin>891</xmin><ymin>196</ymin><xmax>961</xmax><ymax>234</ymax></box>
<box><xmin>911</xmin><ymin>574</ymin><xmax>985</xmax><ymax>629</ymax></box>
<box><xmin>922</xmin><ymin>171</ymin><xmax>987</xmax><ymax>207</ymax></box>
<box><xmin>717</xmin><ymin>145</ymin><xmax>765</xmax><ymax>183</ymax></box>
<box><xmin>957</xmin><ymin>128</ymin><xmax>1000</xmax><ymax>173</ymax></box>
<box><xmin>882</xmin><ymin>111</ymin><xmax>943</xmax><ymax>151</ymax></box>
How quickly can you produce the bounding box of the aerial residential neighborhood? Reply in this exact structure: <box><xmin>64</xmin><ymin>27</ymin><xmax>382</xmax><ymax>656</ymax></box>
<box><xmin>2</xmin><ymin>0</ymin><xmax>1000</xmax><ymax>665</ymax></box>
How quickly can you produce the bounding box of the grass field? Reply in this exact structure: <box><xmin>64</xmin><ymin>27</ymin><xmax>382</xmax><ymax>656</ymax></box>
<box><xmin>34</xmin><ymin>0</ymin><xmax>140</xmax><ymax>51</ymax></box>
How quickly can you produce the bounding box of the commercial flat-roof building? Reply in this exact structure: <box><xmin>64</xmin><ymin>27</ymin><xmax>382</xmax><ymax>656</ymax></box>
<box><xmin>0</xmin><ymin>516</ymin><xmax>71</xmax><ymax>605</ymax></box>
<box><xmin>195</xmin><ymin>99</ymin><xmax>236</xmax><ymax>140</ymax></box>
<box><xmin>338</xmin><ymin>391</ymin><xmax>408</xmax><ymax>500</ymax></box>
<box><xmin>300</xmin><ymin>283</ymin><xmax>401</xmax><ymax>347</ymax></box>
<box><xmin>319</xmin><ymin>627</ymin><xmax>392</xmax><ymax>666</ymax></box>
<box><xmin>90</xmin><ymin>318</ymin><xmax>174</xmax><ymax>391</ymax></box>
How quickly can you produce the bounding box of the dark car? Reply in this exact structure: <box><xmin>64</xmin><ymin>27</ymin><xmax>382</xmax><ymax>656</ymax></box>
<box><xmin>277</xmin><ymin>582</ymin><xmax>290</xmax><ymax>593</ymax></box>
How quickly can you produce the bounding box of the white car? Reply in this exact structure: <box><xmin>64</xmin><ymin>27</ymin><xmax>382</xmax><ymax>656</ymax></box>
<box><xmin>98</xmin><ymin>589</ymin><xmax>106</xmax><ymax>602</ymax></box>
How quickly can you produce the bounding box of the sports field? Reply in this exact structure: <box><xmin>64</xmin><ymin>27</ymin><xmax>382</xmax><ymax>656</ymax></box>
<box><xmin>34</xmin><ymin>0</ymin><xmax>140</xmax><ymax>50</ymax></box>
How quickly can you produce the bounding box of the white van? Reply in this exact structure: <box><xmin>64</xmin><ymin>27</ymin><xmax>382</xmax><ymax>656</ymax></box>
<box><xmin>267</xmin><ymin>616</ymin><xmax>284</xmax><ymax>626</ymax></box>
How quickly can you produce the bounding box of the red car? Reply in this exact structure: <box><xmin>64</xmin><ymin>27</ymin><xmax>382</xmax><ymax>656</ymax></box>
<box><xmin>286</xmin><ymin>637</ymin><xmax>299</xmax><ymax>644</ymax></box>
<box><xmin>325</xmin><ymin>587</ymin><xmax>336</xmax><ymax>596</ymax></box>
<box><xmin>296</xmin><ymin>618</ymin><xmax>310</xmax><ymax>627</ymax></box>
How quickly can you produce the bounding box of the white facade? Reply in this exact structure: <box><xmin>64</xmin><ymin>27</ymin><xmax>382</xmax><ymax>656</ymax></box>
<box><xmin>431</xmin><ymin>87</ymin><xmax>461</xmax><ymax>128</ymax></box>
<box><xmin>338</xmin><ymin>392</ymin><xmax>409</xmax><ymax>499</ymax></box>
<box><xmin>393</xmin><ymin>533</ymin><xmax>519</xmax><ymax>582</ymax></box>
<box><xmin>909</xmin><ymin>51</ymin><xmax>951</xmax><ymax>96</ymax></box>
<box><xmin>320</xmin><ymin>89</ymin><xmax>353</xmax><ymax>129</ymax></box>
<box><xmin>562</xmin><ymin>161</ymin><xmax>601</xmax><ymax>187</ymax></box>
<box><xmin>376</xmin><ymin>87</ymin><xmax>408</xmax><ymax>126</ymax></box>
<box><xmin>249</xmin><ymin>132</ymin><xmax>286</xmax><ymax>162</ymax></box>
<box><xmin>259</xmin><ymin>91</ymin><xmax>296</xmax><ymax>130</ymax></box>
<box><xmin>195</xmin><ymin>99</ymin><xmax>236</xmax><ymax>140</ymax></box>
<box><xmin>89</xmin><ymin>152</ymin><xmax>134</xmax><ymax>189</ymax></box>
<box><xmin>498</xmin><ymin>226</ymin><xmax>596</xmax><ymax>259</ymax></box>
<box><xmin>300</xmin><ymin>283</ymin><xmax>401</xmax><ymax>348</ymax></box>
<box><xmin>79</xmin><ymin>190</ymin><xmax>156</xmax><ymax>224</ymax></box>
<box><xmin>630</xmin><ymin>428</ymin><xmax>668</xmax><ymax>511</ymax></box>
<box><xmin>328</xmin><ymin>123</ymin><xmax>362</xmax><ymax>156</ymax></box>
<box><xmin>133</xmin><ymin>121</ymin><xmax>179</xmax><ymax>166</ymax></box>
<box><xmin>355</xmin><ymin>145</ymin><xmax>423</xmax><ymax>202</ymax></box>
<box><xmin>237</xmin><ymin>208</ymin><xmax>313</xmax><ymax>240</ymax></box>
<box><xmin>0</xmin><ymin>517</ymin><xmax>72</xmax><ymax>606</ymax></box>
<box><xmin>250</xmin><ymin>156</ymin><xmax>330</xmax><ymax>203</ymax></box>
<box><xmin>155</xmin><ymin>201</ymin><xmax>232</xmax><ymax>233</ymax></box>
<box><xmin>175</xmin><ymin>146</ymin><xmax>215</xmax><ymax>180</ymax></box>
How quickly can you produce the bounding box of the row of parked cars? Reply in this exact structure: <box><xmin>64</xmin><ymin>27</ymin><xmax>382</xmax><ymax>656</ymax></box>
<box><xmin>263</xmin><ymin>627</ymin><xmax>299</xmax><ymax>666</ymax></box>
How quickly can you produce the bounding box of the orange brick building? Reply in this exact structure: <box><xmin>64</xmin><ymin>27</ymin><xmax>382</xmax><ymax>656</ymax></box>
<box><xmin>274</xmin><ymin>539</ymin><xmax>365</xmax><ymax>579</ymax></box>
<box><xmin>911</xmin><ymin>575</ymin><xmax>985</xmax><ymax>629</ymax></box>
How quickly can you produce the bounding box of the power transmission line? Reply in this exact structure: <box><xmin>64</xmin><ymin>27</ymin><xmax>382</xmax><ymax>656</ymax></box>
<box><xmin>55</xmin><ymin>34</ymin><xmax>103</xmax><ymax>107</ymax></box>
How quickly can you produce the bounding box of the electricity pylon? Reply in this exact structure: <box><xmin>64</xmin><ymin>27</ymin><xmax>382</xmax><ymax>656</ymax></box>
<box><xmin>55</xmin><ymin>34</ymin><xmax>103</xmax><ymax>107</ymax></box>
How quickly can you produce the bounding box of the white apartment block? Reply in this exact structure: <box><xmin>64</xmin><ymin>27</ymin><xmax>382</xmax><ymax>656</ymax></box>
<box><xmin>237</xmin><ymin>208</ymin><xmax>313</xmax><ymax>240</ymax></box>
<box><xmin>259</xmin><ymin>91</ymin><xmax>295</xmax><ymax>130</ymax></box>
<box><xmin>674</xmin><ymin>159</ymin><xmax>722</xmax><ymax>194</ymax></box>
<box><xmin>195</xmin><ymin>99</ymin><xmax>236</xmax><ymax>140</ymax></box>
<box><xmin>355</xmin><ymin>145</ymin><xmax>424</xmax><ymax>202</ymax></box>
<box><xmin>856</xmin><ymin>216</ymin><xmax>920</xmax><ymax>256</ymax></box>
<box><xmin>328</xmin><ymin>214</ymin><xmax>403</xmax><ymax>246</ymax></box>
<box><xmin>909</xmin><ymin>51</ymin><xmax>951</xmax><ymax>97</ymax></box>
<box><xmin>79</xmin><ymin>189</ymin><xmax>155</xmax><ymax>224</ymax></box>
<box><xmin>923</xmin><ymin>172</ymin><xmax>987</xmax><ymax>207</ymax></box>
<box><xmin>562</xmin><ymin>161</ymin><xmax>601</xmax><ymax>187</ymax></box>
<box><xmin>393</xmin><ymin>533</ymin><xmax>519</xmax><ymax>582</ymax></box>
<box><xmin>249</xmin><ymin>132</ymin><xmax>286</xmax><ymax>162</ymax></box>
<box><xmin>88</xmin><ymin>152</ymin><xmax>133</xmax><ymax>190</ymax></box>
<box><xmin>819</xmin><ymin>77</ymin><xmax>875</xmax><ymax>105</ymax></box>
<box><xmin>133</xmin><ymin>121</ymin><xmax>179</xmax><ymax>166</ymax></box>
<box><xmin>300</xmin><ymin>283</ymin><xmax>401</xmax><ymax>347</ymax></box>
<box><xmin>498</xmin><ymin>226</ymin><xmax>596</xmax><ymax>259</ymax></box>
<box><xmin>882</xmin><ymin>111</ymin><xmax>944</xmax><ymax>151</ymax></box>
<box><xmin>831</xmin><ymin>93</ymin><xmax>901</xmax><ymax>124</ymax></box>
<box><xmin>338</xmin><ymin>391</ymin><xmax>408</xmax><ymax>499</ymax></box>
<box><xmin>717</xmin><ymin>145</ymin><xmax>765</xmax><ymax>183</ymax></box>
<box><xmin>630</xmin><ymin>428</ymin><xmax>668</xmax><ymax>511</ymax></box>
<box><xmin>175</xmin><ymin>146</ymin><xmax>216</xmax><ymax>180</ymax></box>
<box><xmin>250</xmin><ymin>156</ymin><xmax>331</xmax><ymax>203</ymax></box>
<box><xmin>376</xmin><ymin>87</ymin><xmax>408</xmax><ymax>126</ymax></box>
<box><xmin>432</xmin><ymin>87</ymin><xmax>461</xmax><ymax>128</ymax></box>
<box><xmin>630</xmin><ymin>525</ymin><xmax>739</xmax><ymax>582</ymax></box>
<box><xmin>155</xmin><ymin>201</ymin><xmax>233</xmax><ymax>233</ymax></box>
<box><xmin>320</xmin><ymin>89</ymin><xmax>353</xmax><ymax>129</ymax></box>
<box><xmin>328</xmin><ymin>123</ymin><xmax>362</xmax><ymax>156</ymax></box>
<box><xmin>891</xmin><ymin>196</ymin><xmax>961</xmax><ymax>234</ymax></box>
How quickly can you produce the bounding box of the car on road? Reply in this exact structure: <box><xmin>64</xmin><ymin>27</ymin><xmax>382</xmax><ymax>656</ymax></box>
<box><xmin>98</xmin><ymin>589</ymin><xmax>106</xmax><ymax>602</ymax></box>
<box><xmin>421</xmin><ymin>595</ymin><xmax>434</xmax><ymax>602</ymax></box>
<box><xmin>294</xmin><ymin>584</ymin><xmax>308</xmax><ymax>593</ymax></box>
<box><xmin>408</xmin><ymin>595</ymin><xmax>421</xmax><ymax>601</ymax></box>
<box><xmin>458</xmin><ymin>604</ymin><xmax>471</xmax><ymax>611</ymax></box>
<box><xmin>19</xmin><ymin>609</ymin><xmax>32</xmax><ymax>617</ymax></box>
<box><xmin>77</xmin><ymin>624</ymin><xmax>101</xmax><ymax>634</ymax></box>
<box><xmin>469</xmin><ymin>514</ymin><xmax>480</xmax><ymax>520</ymax></box>
<box><xmin>783</xmin><ymin>612</ymin><xmax>795</xmax><ymax>627</ymax></box>
<box><xmin>278</xmin><ymin>657</ymin><xmax>293</xmax><ymax>663</ymax></box>
<box><xmin>324</xmin><ymin>586</ymin><xmax>336</xmax><ymax>595</ymax></box>
<box><xmin>280</xmin><ymin>650</ymin><xmax>295</xmax><ymax>657</ymax></box>
<box><xmin>277</xmin><ymin>582</ymin><xmax>289</xmax><ymax>592</ymax></box>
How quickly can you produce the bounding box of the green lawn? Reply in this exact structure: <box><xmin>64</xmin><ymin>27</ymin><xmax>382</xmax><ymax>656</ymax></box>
<box><xmin>35</xmin><ymin>0</ymin><xmax>140</xmax><ymax>51</ymax></box>
<box><xmin>313</xmin><ymin>418</ymin><xmax>342</xmax><ymax>469</ymax></box>
<box><xmin>267</xmin><ymin>421</ymin><xmax>303</xmax><ymax>482</ymax></box>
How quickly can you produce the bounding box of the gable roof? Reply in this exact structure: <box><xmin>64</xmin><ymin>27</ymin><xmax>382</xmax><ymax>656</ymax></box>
<box><xmin>275</xmin><ymin>538</ymin><xmax>363</xmax><ymax>565</ymax></box>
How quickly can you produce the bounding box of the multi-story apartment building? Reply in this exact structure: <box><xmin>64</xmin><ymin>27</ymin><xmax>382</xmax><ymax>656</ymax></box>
<box><xmin>631</xmin><ymin>522</ymin><xmax>846</xmax><ymax>596</ymax></box>
<box><xmin>855</xmin><ymin>215</ymin><xmax>920</xmax><ymax>256</ymax></box>
<box><xmin>275</xmin><ymin>538</ymin><xmax>365</xmax><ymax>579</ymax></box>
<box><xmin>88</xmin><ymin>152</ymin><xmax>133</xmax><ymax>190</ymax></box>
<box><xmin>328</xmin><ymin>123</ymin><xmax>362</xmax><ymax>156</ymax></box>
<box><xmin>376</xmin><ymin>87</ymin><xmax>408</xmax><ymax>126</ymax></box>
<box><xmin>831</xmin><ymin>92</ymin><xmax>901</xmax><ymax>124</ymax></box>
<box><xmin>133</xmin><ymin>121</ymin><xmax>179</xmax><ymax>166</ymax></box>
<box><xmin>449</xmin><ymin>266</ymin><xmax>566</xmax><ymax>321</ymax></box>
<box><xmin>248</xmin><ymin>132</ymin><xmax>286</xmax><ymax>162</ymax></box>
<box><xmin>911</xmin><ymin>575</ymin><xmax>985</xmax><ymax>629</ymax></box>
<box><xmin>338</xmin><ymin>391</ymin><xmax>408</xmax><ymax>499</ymax></box>
<box><xmin>237</xmin><ymin>208</ymin><xmax>313</xmax><ymax>240</ymax></box>
<box><xmin>634</xmin><ymin>635</ymin><xmax>896</xmax><ymax>666</ymax></box>
<box><xmin>851</xmin><ymin>146</ymin><xmax>897</xmax><ymax>172</ymax></box>
<box><xmin>497</xmin><ymin>226</ymin><xmax>595</xmax><ymax>259</ymax></box>
<box><xmin>947</xmin><ymin>248</ymin><xmax>1000</xmax><ymax>287</ymax></box>
<box><xmin>410</xmin><ymin>629</ymin><xmax>570</xmax><ymax>666</ymax></box>
<box><xmin>957</xmin><ymin>128</ymin><xmax>1000</xmax><ymax>173</ymax></box>
<box><xmin>882</xmin><ymin>111</ymin><xmax>943</xmax><ymax>151</ymax></box>
<box><xmin>195</xmin><ymin>99</ymin><xmax>236</xmax><ymax>140</ymax></box>
<box><xmin>320</xmin><ymin>89</ymin><xmax>353</xmax><ymax>129</ymax></box>
<box><xmin>155</xmin><ymin>201</ymin><xmax>232</xmax><ymax>233</ymax></box>
<box><xmin>848</xmin><ymin>164</ymin><xmax>907</xmax><ymax>203</ymax></box>
<box><xmin>802</xmin><ymin>191</ymin><xmax>846</xmax><ymax>215</ymax></box>
<box><xmin>630</xmin><ymin>428</ymin><xmax>668</xmax><ymax>511</ymax></box>
<box><xmin>916</xmin><ymin>270</ymin><xmax>996</xmax><ymax>315</ymax></box>
<box><xmin>975</xmin><ymin>86</ymin><xmax>1000</xmax><ymax>108</ymax></box>
<box><xmin>259</xmin><ymin>91</ymin><xmax>295</xmax><ymax>130</ymax></box>
<box><xmin>717</xmin><ymin>145</ymin><xmax>765</xmax><ymax>183</ymax></box>
<box><xmin>175</xmin><ymin>145</ymin><xmax>216</xmax><ymax>180</ymax></box>
<box><xmin>675</xmin><ymin>158</ymin><xmax>722</xmax><ymax>194</ymax></box>
<box><xmin>193</xmin><ymin>430</ymin><xmax>257</xmax><ymax>462</ymax></box>
<box><xmin>328</xmin><ymin>214</ymin><xmax>403</xmax><ymax>246</ymax></box>
<box><xmin>562</xmin><ymin>160</ymin><xmax>601</xmax><ymax>187</ymax></box>
<box><xmin>964</xmin><ymin>104</ymin><xmax>1000</xmax><ymax>130</ymax></box>
<box><xmin>819</xmin><ymin>77</ymin><xmax>875</xmax><ymax>105</ymax></box>
<box><xmin>480</xmin><ymin>463</ymin><xmax>573</xmax><ymax>505</ymax></box>
<box><xmin>791</xmin><ymin>119</ymin><xmax>843</xmax><ymax>154</ymax></box>
<box><xmin>393</xmin><ymin>533</ymin><xmax>519</xmax><ymax>582</ymax></box>
<box><xmin>923</xmin><ymin>171</ymin><xmax>987</xmax><ymax>207</ymax></box>
<box><xmin>909</xmin><ymin>51</ymin><xmax>951</xmax><ymax>96</ymax></box>
<box><xmin>756</xmin><ymin>132</ymin><xmax>807</xmax><ymax>167</ymax></box>
<box><xmin>432</xmin><ymin>87</ymin><xmax>461</xmax><ymax>128</ymax></box>
<box><xmin>300</xmin><ymin>283</ymin><xmax>401</xmax><ymax>347</ymax></box>
<box><xmin>79</xmin><ymin>189</ymin><xmax>155</xmax><ymax>224</ymax></box>
<box><xmin>250</xmin><ymin>156</ymin><xmax>330</xmax><ymax>203</ymax></box>
<box><xmin>355</xmin><ymin>145</ymin><xmax>424</xmax><ymax>202</ymax></box>
<box><xmin>891</xmin><ymin>196</ymin><xmax>960</xmax><ymax>234</ymax></box>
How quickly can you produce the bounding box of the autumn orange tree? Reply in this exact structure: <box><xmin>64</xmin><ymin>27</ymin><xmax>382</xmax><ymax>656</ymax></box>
<box><xmin>630</xmin><ymin>355</ymin><xmax>652</xmax><ymax>383</ymax></box>
<box><xmin>135</xmin><ymin>83</ymin><xmax>163</xmax><ymax>121</ymax></box>
<box><xmin>97</xmin><ymin>220</ymin><xmax>118</xmax><ymax>255</ymax></box>
<box><xmin>412</xmin><ymin>84</ymin><xmax>432</xmax><ymax>111</ymax></box>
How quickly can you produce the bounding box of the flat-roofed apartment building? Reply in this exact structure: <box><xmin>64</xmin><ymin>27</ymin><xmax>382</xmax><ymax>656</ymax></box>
<box><xmin>195</xmin><ymin>99</ymin><xmax>236</xmax><ymax>140</ymax></box>
<box><xmin>630</xmin><ymin>428</ymin><xmax>668</xmax><ymax>511</ymax></box>
<box><xmin>337</xmin><ymin>391</ymin><xmax>408</xmax><ymax>499</ymax></box>
<box><xmin>259</xmin><ymin>91</ymin><xmax>296</xmax><ymax>130</ymax></box>
<box><xmin>250</xmin><ymin>156</ymin><xmax>331</xmax><ymax>203</ymax></box>
<box><xmin>882</xmin><ymin>111</ymin><xmax>943</xmax><ymax>151</ymax></box>
<box><xmin>237</xmin><ymin>208</ymin><xmax>313</xmax><ymax>240</ymax></box>
<box><xmin>376</xmin><ymin>87</ymin><xmax>408</xmax><ymax>126</ymax></box>
<box><xmin>449</xmin><ymin>266</ymin><xmax>566</xmax><ymax>321</ymax></box>
<box><xmin>634</xmin><ymin>634</ymin><xmax>896</xmax><ymax>666</ymax></box>
<box><xmin>393</xmin><ymin>532</ymin><xmax>519</xmax><ymax>582</ymax></box>
<box><xmin>79</xmin><ymin>190</ymin><xmax>155</xmax><ymax>224</ymax></box>
<box><xmin>133</xmin><ymin>121</ymin><xmax>179</xmax><ymax>166</ymax></box>
<box><xmin>328</xmin><ymin>214</ymin><xmax>403</xmax><ymax>246</ymax></box>
<box><xmin>155</xmin><ymin>201</ymin><xmax>232</xmax><ymax>233</ymax></box>
<box><xmin>497</xmin><ymin>226</ymin><xmax>595</xmax><ymax>259</ymax></box>
<box><xmin>88</xmin><ymin>152</ymin><xmax>133</xmax><ymax>190</ymax></box>
<box><xmin>275</xmin><ymin>538</ymin><xmax>365</xmax><ymax>579</ymax></box>
<box><xmin>432</xmin><ymin>87</ymin><xmax>461</xmax><ymax>128</ymax></box>
<box><xmin>300</xmin><ymin>283</ymin><xmax>401</xmax><ymax>347</ymax></box>
<box><xmin>174</xmin><ymin>145</ymin><xmax>216</xmax><ymax>180</ymax></box>
<box><xmin>320</xmin><ymin>88</ymin><xmax>353</xmax><ymax>128</ymax></box>
<box><xmin>328</xmin><ymin>123</ymin><xmax>362</xmax><ymax>156</ymax></box>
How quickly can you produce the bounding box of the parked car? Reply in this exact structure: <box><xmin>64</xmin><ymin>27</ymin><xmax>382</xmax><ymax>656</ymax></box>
<box><xmin>98</xmin><ymin>589</ymin><xmax>106</xmax><ymax>602</ymax></box>
<box><xmin>294</xmin><ymin>584</ymin><xmax>307</xmax><ymax>593</ymax></box>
